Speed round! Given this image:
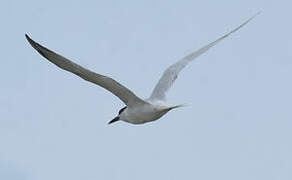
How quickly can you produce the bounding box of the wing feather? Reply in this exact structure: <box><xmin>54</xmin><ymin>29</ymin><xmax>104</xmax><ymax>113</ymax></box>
<box><xmin>25</xmin><ymin>34</ymin><xmax>146</xmax><ymax>107</ymax></box>
<box><xmin>150</xmin><ymin>13</ymin><xmax>259</xmax><ymax>101</ymax></box>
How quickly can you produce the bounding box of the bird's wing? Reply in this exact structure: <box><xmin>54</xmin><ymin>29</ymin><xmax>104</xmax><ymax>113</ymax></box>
<box><xmin>25</xmin><ymin>34</ymin><xmax>146</xmax><ymax>107</ymax></box>
<box><xmin>149</xmin><ymin>13</ymin><xmax>259</xmax><ymax>101</ymax></box>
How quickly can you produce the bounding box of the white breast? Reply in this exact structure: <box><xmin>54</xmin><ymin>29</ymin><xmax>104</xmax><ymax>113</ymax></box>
<box><xmin>119</xmin><ymin>101</ymin><xmax>172</xmax><ymax>124</ymax></box>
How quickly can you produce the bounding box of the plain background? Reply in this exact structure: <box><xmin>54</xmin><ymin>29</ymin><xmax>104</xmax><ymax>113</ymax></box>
<box><xmin>1</xmin><ymin>0</ymin><xmax>292</xmax><ymax>179</ymax></box>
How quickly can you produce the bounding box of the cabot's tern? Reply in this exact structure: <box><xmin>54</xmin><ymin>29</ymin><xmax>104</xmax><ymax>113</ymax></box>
<box><xmin>26</xmin><ymin>13</ymin><xmax>258</xmax><ymax>125</ymax></box>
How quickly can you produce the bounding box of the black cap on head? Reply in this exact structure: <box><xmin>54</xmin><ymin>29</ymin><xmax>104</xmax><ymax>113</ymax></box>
<box><xmin>119</xmin><ymin>106</ymin><xmax>127</xmax><ymax>115</ymax></box>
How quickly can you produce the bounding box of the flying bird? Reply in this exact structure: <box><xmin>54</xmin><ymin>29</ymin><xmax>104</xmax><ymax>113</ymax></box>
<box><xmin>25</xmin><ymin>13</ymin><xmax>258</xmax><ymax>125</ymax></box>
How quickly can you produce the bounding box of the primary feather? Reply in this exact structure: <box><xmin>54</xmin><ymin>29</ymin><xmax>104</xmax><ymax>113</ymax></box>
<box><xmin>149</xmin><ymin>13</ymin><xmax>259</xmax><ymax>101</ymax></box>
<box><xmin>25</xmin><ymin>34</ymin><xmax>146</xmax><ymax>107</ymax></box>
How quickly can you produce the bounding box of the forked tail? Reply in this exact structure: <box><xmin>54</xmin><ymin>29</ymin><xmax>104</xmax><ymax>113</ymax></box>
<box><xmin>169</xmin><ymin>103</ymin><xmax>188</xmax><ymax>110</ymax></box>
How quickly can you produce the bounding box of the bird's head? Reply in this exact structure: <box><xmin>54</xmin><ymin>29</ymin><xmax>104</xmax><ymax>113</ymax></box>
<box><xmin>108</xmin><ymin>106</ymin><xmax>127</xmax><ymax>124</ymax></box>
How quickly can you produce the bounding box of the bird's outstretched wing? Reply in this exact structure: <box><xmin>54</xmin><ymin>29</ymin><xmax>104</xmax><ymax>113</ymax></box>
<box><xmin>25</xmin><ymin>34</ymin><xmax>146</xmax><ymax>107</ymax></box>
<box><xmin>149</xmin><ymin>13</ymin><xmax>259</xmax><ymax>101</ymax></box>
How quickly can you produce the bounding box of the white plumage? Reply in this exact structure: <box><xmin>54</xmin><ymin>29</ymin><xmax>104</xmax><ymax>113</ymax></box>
<box><xmin>26</xmin><ymin>13</ymin><xmax>258</xmax><ymax>124</ymax></box>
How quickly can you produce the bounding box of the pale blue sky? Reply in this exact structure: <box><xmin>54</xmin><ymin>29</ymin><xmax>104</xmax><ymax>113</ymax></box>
<box><xmin>1</xmin><ymin>0</ymin><xmax>292</xmax><ymax>179</ymax></box>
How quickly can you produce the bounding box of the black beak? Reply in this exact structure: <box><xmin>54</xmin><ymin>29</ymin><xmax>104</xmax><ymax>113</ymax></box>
<box><xmin>108</xmin><ymin>116</ymin><xmax>120</xmax><ymax>125</ymax></box>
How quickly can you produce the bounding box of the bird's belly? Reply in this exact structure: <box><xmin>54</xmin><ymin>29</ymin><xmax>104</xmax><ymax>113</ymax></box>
<box><xmin>123</xmin><ymin>106</ymin><xmax>169</xmax><ymax>124</ymax></box>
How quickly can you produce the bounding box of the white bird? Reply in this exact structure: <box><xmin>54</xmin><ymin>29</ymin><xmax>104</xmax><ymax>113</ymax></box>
<box><xmin>26</xmin><ymin>13</ymin><xmax>258</xmax><ymax>125</ymax></box>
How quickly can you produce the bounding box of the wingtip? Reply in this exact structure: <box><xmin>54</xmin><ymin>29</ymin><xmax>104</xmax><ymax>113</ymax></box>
<box><xmin>235</xmin><ymin>12</ymin><xmax>261</xmax><ymax>31</ymax></box>
<box><xmin>25</xmin><ymin>33</ymin><xmax>33</xmax><ymax>44</ymax></box>
<box><xmin>25</xmin><ymin>33</ymin><xmax>29</xmax><ymax>39</ymax></box>
<box><xmin>252</xmin><ymin>11</ymin><xmax>262</xmax><ymax>19</ymax></box>
<box><xmin>256</xmin><ymin>11</ymin><xmax>262</xmax><ymax>16</ymax></box>
<box><xmin>24</xmin><ymin>33</ymin><xmax>48</xmax><ymax>58</ymax></box>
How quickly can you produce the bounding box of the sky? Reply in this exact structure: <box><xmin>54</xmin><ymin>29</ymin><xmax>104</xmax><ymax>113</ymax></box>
<box><xmin>1</xmin><ymin>0</ymin><xmax>292</xmax><ymax>179</ymax></box>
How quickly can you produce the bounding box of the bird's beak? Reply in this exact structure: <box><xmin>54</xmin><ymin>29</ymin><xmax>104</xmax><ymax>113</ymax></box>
<box><xmin>108</xmin><ymin>116</ymin><xmax>120</xmax><ymax>125</ymax></box>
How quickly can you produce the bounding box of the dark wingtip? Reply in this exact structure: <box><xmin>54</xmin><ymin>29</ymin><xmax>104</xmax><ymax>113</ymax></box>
<box><xmin>25</xmin><ymin>33</ymin><xmax>34</xmax><ymax>45</ymax></box>
<box><xmin>25</xmin><ymin>33</ymin><xmax>31</xmax><ymax>41</ymax></box>
<box><xmin>24</xmin><ymin>33</ymin><xmax>49</xmax><ymax>58</ymax></box>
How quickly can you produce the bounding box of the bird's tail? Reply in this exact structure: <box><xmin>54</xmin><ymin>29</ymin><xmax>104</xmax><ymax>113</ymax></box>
<box><xmin>170</xmin><ymin>103</ymin><xmax>189</xmax><ymax>110</ymax></box>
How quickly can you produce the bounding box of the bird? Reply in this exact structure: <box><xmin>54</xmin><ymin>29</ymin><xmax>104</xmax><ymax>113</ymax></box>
<box><xmin>25</xmin><ymin>13</ymin><xmax>258</xmax><ymax>125</ymax></box>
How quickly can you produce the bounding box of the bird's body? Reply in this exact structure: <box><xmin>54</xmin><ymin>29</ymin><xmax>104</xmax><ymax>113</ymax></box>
<box><xmin>120</xmin><ymin>101</ymin><xmax>167</xmax><ymax>124</ymax></box>
<box><xmin>25</xmin><ymin>13</ymin><xmax>258</xmax><ymax>124</ymax></box>
<box><xmin>119</xmin><ymin>100</ymin><xmax>182</xmax><ymax>124</ymax></box>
